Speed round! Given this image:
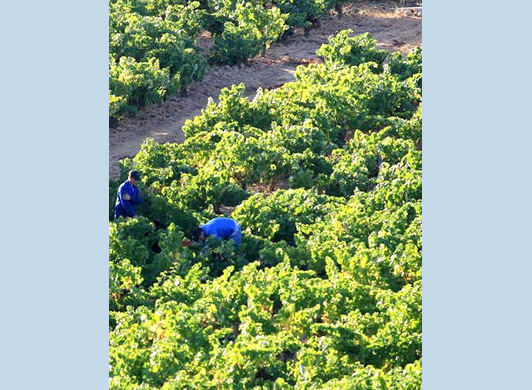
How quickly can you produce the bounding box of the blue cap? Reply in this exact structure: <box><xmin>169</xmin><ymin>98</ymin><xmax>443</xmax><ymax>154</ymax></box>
<box><xmin>129</xmin><ymin>170</ymin><xmax>141</xmax><ymax>181</ymax></box>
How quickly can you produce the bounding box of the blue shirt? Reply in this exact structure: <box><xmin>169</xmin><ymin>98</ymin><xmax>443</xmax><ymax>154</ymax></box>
<box><xmin>201</xmin><ymin>218</ymin><xmax>242</xmax><ymax>246</ymax></box>
<box><xmin>115</xmin><ymin>180</ymin><xmax>143</xmax><ymax>219</ymax></box>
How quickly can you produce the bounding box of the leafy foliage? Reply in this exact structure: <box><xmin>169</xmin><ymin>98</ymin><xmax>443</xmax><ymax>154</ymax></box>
<box><xmin>317</xmin><ymin>30</ymin><xmax>389</xmax><ymax>71</ymax></box>
<box><xmin>109</xmin><ymin>0</ymin><xmax>207</xmax><ymax>116</ymax></box>
<box><xmin>272</xmin><ymin>0</ymin><xmax>330</xmax><ymax>29</ymax></box>
<box><xmin>210</xmin><ymin>5</ymin><xmax>288</xmax><ymax>65</ymax></box>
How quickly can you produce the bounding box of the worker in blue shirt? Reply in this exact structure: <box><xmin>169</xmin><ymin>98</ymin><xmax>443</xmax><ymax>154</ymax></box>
<box><xmin>115</xmin><ymin>170</ymin><xmax>143</xmax><ymax>219</ymax></box>
<box><xmin>191</xmin><ymin>217</ymin><xmax>242</xmax><ymax>247</ymax></box>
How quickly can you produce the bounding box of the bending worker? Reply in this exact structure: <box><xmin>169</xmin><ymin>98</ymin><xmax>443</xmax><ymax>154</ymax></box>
<box><xmin>191</xmin><ymin>217</ymin><xmax>242</xmax><ymax>247</ymax></box>
<box><xmin>115</xmin><ymin>170</ymin><xmax>143</xmax><ymax>219</ymax></box>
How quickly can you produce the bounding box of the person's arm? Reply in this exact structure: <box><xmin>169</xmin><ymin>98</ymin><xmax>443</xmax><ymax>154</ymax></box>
<box><xmin>130</xmin><ymin>187</ymin><xmax>143</xmax><ymax>205</ymax></box>
<box><xmin>118</xmin><ymin>187</ymin><xmax>136</xmax><ymax>217</ymax></box>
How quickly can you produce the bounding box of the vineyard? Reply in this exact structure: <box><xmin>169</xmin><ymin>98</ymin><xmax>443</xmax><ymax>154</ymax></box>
<box><xmin>109</xmin><ymin>0</ymin><xmax>355</xmax><ymax>118</ymax></box>
<box><xmin>109</xmin><ymin>15</ymin><xmax>422</xmax><ymax>386</ymax></box>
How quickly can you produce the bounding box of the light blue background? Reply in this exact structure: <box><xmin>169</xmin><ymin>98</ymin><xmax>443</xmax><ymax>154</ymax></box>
<box><xmin>0</xmin><ymin>1</ymin><xmax>108</xmax><ymax>388</ymax></box>
<box><xmin>1</xmin><ymin>0</ymin><xmax>531</xmax><ymax>388</ymax></box>
<box><xmin>424</xmin><ymin>0</ymin><xmax>532</xmax><ymax>388</ymax></box>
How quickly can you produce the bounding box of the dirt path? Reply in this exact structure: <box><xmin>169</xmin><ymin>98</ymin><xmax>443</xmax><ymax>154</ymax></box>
<box><xmin>109</xmin><ymin>2</ymin><xmax>422</xmax><ymax>179</ymax></box>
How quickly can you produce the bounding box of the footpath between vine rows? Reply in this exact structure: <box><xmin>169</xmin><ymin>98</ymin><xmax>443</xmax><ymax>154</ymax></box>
<box><xmin>109</xmin><ymin>2</ymin><xmax>422</xmax><ymax>179</ymax></box>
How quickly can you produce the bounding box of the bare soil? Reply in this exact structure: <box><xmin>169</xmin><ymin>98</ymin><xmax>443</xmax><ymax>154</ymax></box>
<box><xmin>109</xmin><ymin>1</ymin><xmax>422</xmax><ymax>179</ymax></box>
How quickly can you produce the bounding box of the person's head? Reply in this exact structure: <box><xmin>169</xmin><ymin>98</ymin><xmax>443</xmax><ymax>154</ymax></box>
<box><xmin>191</xmin><ymin>227</ymin><xmax>206</xmax><ymax>243</ymax></box>
<box><xmin>128</xmin><ymin>170</ymin><xmax>141</xmax><ymax>185</ymax></box>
